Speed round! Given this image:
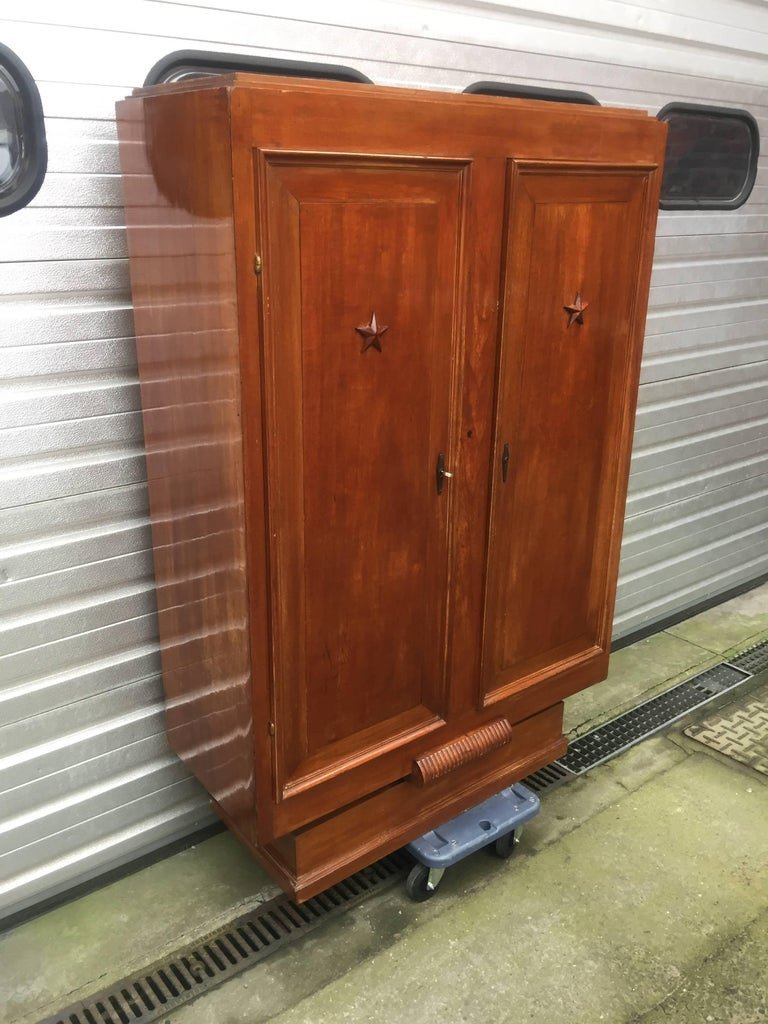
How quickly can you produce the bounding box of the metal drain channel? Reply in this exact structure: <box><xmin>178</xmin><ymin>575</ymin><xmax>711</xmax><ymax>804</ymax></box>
<box><xmin>520</xmin><ymin>761</ymin><xmax>573</xmax><ymax>794</ymax></box>
<box><xmin>38</xmin><ymin>639</ymin><xmax>767</xmax><ymax>1024</ymax></box>
<box><xmin>39</xmin><ymin>853</ymin><xmax>410</xmax><ymax>1024</ymax></box>
<box><xmin>730</xmin><ymin>637</ymin><xmax>768</xmax><ymax>675</ymax></box>
<box><xmin>557</xmin><ymin>661</ymin><xmax>752</xmax><ymax>775</ymax></box>
<box><xmin>39</xmin><ymin>769</ymin><xmax>573</xmax><ymax>1024</ymax></box>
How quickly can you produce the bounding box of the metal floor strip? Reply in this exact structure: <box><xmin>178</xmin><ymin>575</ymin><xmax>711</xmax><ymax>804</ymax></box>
<box><xmin>37</xmin><ymin>767</ymin><xmax>569</xmax><ymax>1024</ymax></box>
<box><xmin>520</xmin><ymin>761</ymin><xmax>572</xmax><ymax>794</ymax></box>
<box><xmin>38</xmin><ymin>639</ymin><xmax>766</xmax><ymax>1023</ymax></box>
<box><xmin>729</xmin><ymin>637</ymin><xmax>768</xmax><ymax>675</ymax></box>
<box><xmin>38</xmin><ymin>853</ymin><xmax>410</xmax><ymax>1024</ymax></box>
<box><xmin>556</xmin><ymin>662</ymin><xmax>752</xmax><ymax>775</ymax></box>
<box><xmin>35</xmin><ymin>765</ymin><xmax>565</xmax><ymax>1024</ymax></box>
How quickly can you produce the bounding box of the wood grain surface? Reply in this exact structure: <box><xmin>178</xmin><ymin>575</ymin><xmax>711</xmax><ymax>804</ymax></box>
<box><xmin>116</xmin><ymin>88</ymin><xmax>255</xmax><ymax>817</ymax></box>
<box><xmin>118</xmin><ymin>73</ymin><xmax>665</xmax><ymax>896</ymax></box>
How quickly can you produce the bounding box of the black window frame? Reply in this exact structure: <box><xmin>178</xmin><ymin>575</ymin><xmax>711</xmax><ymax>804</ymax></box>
<box><xmin>657</xmin><ymin>101</ymin><xmax>759</xmax><ymax>211</ymax></box>
<box><xmin>0</xmin><ymin>42</ymin><xmax>47</xmax><ymax>217</ymax></box>
<box><xmin>463</xmin><ymin>81</ymin><xmax>600</xmax><ymax>106</ymax></box>
<box><xmin>144</xmin><ymin>49</ymin><xmax>372</xmax><ymax>88</ymax></box>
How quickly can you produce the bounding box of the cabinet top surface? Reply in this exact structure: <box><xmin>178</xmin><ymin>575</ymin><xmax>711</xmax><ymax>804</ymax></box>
<box><xmin>127</xmin><ymin>71</ymin><xmax>655</xmax><ymax>124</ymax></box>
<box><xmin>122</xmin><ymin>72</ymin><xmax>666</xmax><ymax>166</ymax></box>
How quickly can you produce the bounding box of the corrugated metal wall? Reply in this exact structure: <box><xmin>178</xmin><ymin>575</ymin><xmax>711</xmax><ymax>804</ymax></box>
<box><xmin>1</xmin><ymin>0</ymin><xmax>767</xmax><ymax>921</ymax></box>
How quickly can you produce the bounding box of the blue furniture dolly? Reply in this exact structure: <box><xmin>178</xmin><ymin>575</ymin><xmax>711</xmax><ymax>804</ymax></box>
<box><xmin>405</xmin><ymin>783</ymin><xmax>540</xmax><ymax>901</ymax></box>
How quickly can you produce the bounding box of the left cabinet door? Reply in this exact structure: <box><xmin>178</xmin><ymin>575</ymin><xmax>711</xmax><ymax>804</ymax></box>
<box><xmin>254</xmin><ymin>151</ymin><xmax>469</xmax><ymax>830</ymax></box>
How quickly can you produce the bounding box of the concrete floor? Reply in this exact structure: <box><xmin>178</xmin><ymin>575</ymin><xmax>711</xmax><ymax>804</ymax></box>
<box><xmin>3</xmin><ymin>583</ymin><xmax>768</xmax><ymax>1024</ymax></box>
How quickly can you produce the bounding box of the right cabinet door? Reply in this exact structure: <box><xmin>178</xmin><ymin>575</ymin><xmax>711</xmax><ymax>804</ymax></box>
<box><xmin>482</xmin><ymin>161</ymin><xmax>655</xmax><ymax>707</ymax></box>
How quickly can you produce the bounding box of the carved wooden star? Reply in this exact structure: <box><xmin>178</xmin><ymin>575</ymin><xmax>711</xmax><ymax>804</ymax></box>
<box><xmin>355</xmin><ymin>312</ymin><xmax>389</xmax><ymax>353</ymax></box>
<box><xmin>564</xmin><ymin>293</ymin><xmax>589</xmax><ymax>327</ymax></box>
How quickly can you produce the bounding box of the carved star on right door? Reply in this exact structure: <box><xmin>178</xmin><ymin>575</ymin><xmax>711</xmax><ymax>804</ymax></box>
<box><xmin>564</xmin><ymin>293</ymin><xmax>589</xmax><ymax>327</ymax></box>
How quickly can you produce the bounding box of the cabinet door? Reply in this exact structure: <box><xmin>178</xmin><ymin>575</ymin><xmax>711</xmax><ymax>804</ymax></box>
<box><xmin>256</xmin><ymin>152</ymin><xmax>468</xmax><ymax>821</ymax></box>
<box><xmin>482</xmin><ymin>162</ymin><xmax>654</xmax><ymax>707</ymax></box>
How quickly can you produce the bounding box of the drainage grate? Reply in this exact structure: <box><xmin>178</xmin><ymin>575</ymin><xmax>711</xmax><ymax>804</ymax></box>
<box><xmin>40</xmin><ymin>852</ymin><xmax>409</xmax><ymax>1024</ymax></box>
<box><xmin>37</xmin><ymin>643</ymin><xmax>763</xmax><ymax>1023</ymax></box>
<box><xmin>557</xmin><ymin>662</ymin><xmax>750</xmax><ymax>775</ymax></box>
<box><xmin>729</xmin><ymin>638</ymin><xmax>768</xmax><ymax>675</ymax></box>
<box><xmin>521</xmin><ymin>761</ymin><xmax>574</xmax><ymax>793</ymax></box>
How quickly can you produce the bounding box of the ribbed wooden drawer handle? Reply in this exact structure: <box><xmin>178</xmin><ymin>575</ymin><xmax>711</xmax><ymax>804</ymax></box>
<box><xmin>412</xmin><ymin>717</ymin><xmax>514</xmax><ymax>786</ymax></box>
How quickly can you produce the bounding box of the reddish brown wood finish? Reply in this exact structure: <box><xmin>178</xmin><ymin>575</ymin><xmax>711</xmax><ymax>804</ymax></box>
<box><xmin>255</xmin><ymin>154</ymin><xmax>467</xmax><ymax>814</ymax></box>
<box><xmin>219</xmin><ymin>702</ymin><xmax>566</xmax><ymax>901</ymax></box>
<box><xmin>482</xmin><ymin>163</ymin><xmax>658</xmax><ymax>707</ymax></box>
<box><xmin>116</xmin><ymin>88</ymin><xmax>255</xmax><ymax>816</ymax></box>
<box><xmin>117</xmin><ymin>74</ymin><xmax>665</xmax><ymax>899</ymax></box>
<box><xmin>412</xmin><ymin>717</ymin><xmax>514</xmax><ymax>786</ymax></box>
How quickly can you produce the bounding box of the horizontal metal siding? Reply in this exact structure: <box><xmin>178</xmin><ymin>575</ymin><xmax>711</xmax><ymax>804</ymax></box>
<box><xmin>618</xmin><ymin>102</ymin><xmax>768</xmax><ymax>632</ymax></box>
<box><xmin>1</xmin><ymin>0</ymin><xmax>767</xmax><ymax>920</ymax></box>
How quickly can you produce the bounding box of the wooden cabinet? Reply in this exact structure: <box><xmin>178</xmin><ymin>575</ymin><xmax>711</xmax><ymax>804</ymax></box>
<box><xmin>117</xmin><ymin>75</ymin><xmax>665</xmax><ymax>899</ymax></box>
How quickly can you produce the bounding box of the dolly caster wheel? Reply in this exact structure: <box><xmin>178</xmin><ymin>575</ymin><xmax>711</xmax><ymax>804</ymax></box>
<box><xmin>405</xmin><ymin>863</ymin><xmax>444</xmax><ymax>901</ymax></box>
<box><xmin>491</xmin><ymin>829</ymin><xmax>519</xmax><ymax>859</ymax></box>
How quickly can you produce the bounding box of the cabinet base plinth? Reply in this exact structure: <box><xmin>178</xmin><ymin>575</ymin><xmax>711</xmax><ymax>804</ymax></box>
<box><xmin>212</xmin><ymin>704</ymin><xmax>567</xmax><ymax>901</ymax></box>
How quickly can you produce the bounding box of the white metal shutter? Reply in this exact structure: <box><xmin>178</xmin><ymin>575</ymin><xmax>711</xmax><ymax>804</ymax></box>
<box><xmin>1</xmin><ymin>0</ymin><xmax>767</xmax><ymax>921</ymax></box>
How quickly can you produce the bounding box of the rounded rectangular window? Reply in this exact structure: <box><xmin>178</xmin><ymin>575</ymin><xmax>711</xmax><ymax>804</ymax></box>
<box><xmin>463</xmin><ymin>81</ymin><xmax>599</xmax><ymax>106</ymax></box>
<box><xmin>145</xmin><ymin>49</ymin><xmax>371</xmax><ymax>87</ymax></box>
<box><xmin>0</xmin><ymin>43</ymin><xmax>47</xmax><ymax>216</ymax></box>
<box><xmin>658</xmin><ymin>103</ymin><xmax>758</xmax><ymax>210</ymax></box>
<box><xmin>0</xmin><ymin>69</ymin><xmax>23</xmax><ymax>188</ymax></box>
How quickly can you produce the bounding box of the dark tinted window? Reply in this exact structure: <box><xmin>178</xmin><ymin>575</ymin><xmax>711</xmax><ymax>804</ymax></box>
<box><xmin>464</xmin><ymin>81</ymin><xmax>599</xmax><ymax>105</ymax></box>
<box><xmin>658</xmin><ymin>103</ymin><xmax>758</xmax><ymax>209</ymax></box>
<box><xmin>0</xmin><ymin>43</ymin><xmax>47</xmax><ymax>216</ymax></box>
<box><xmin>0</xmin><ymin>68</ymin><xmax>23</xmax><ymax>189</ymax></box>
<box><xmin>145</xmin><ymin>50</ymin><xmax>371</xmax><ymax>87</ymax></box>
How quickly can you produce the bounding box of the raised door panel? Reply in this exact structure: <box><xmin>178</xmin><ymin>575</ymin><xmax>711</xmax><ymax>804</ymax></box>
<box><xmin>256</xmin><ymin>152</ymin><xmax>468</xmax><ymax>813</ymax></box>
<box><xmin>482</xmin><ymin>162</ymin><xmax>654</xmax><ymax>706</ymax></box>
